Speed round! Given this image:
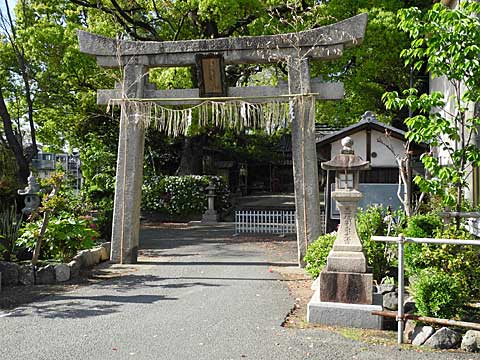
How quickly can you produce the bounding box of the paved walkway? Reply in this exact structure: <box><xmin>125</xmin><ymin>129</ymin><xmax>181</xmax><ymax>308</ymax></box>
<box><xmin>0</xmin><ymin>223</ymin><xmax>474</xmax><ymax>359</ymax></box>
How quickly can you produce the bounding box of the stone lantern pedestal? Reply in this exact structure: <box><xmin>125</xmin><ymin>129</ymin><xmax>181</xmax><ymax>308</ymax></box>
<box><xmin>307</xmin><ymin>137</ymin><xmax>382</xmax><ymax>329</ymax></box>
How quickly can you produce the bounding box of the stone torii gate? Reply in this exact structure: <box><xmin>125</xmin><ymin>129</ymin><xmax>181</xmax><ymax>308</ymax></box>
<box><xmin>77</xmin><ymin>14</ymin><xmax>367</xmax><ymax>265</ymax></box>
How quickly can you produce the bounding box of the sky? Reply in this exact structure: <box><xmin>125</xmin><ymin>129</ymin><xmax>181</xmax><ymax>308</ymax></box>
<box><xmin>0</xmin><ymin>0</ymin><xmax>17</xmax><ymax>20</ymax></box>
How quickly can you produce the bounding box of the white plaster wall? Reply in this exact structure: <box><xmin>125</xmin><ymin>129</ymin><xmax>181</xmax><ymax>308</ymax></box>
<box><xmin>430</xmin><ymin>72</ymin><xmax>476</xmax><ymax>202</ymax></box>
<box><xmin>371</xmin><ymin>130</ymin><xmax>403</xmax><ymax>167</ymax></box>
<box><xmin>330</xmin><ymin>130</ymin><xmax>403</xmax><ymax>167</ymax></box>
<box><xmin>331</xmin><ymin>131</ymin><xmax>366</xmax><ymax>160</ymax></box>
<box><xmin>430</xmin><ymin>75</ymin><xmax>456</xmax><ymax>166</ymax></box>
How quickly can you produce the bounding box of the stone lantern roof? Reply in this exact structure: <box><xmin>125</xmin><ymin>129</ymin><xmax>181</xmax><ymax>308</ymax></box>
<box><xmin>321</xmin><ymin>137</ymin><xmax>370</xmax><ymax>171</ymax></box>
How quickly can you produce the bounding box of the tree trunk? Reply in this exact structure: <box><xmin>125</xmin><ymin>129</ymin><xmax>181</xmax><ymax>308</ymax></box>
<box><xmin>175</xmin><ymin>135</ymin><xmax>205</xmax><ymax>175</ymax></box>
<box><xmin>0</xmin><ymin>87</ymin><xmax>30</xmax><ymax>185</ymax></box>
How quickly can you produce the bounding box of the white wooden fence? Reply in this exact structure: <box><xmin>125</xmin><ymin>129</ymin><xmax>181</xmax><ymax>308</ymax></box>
<box><xmin>234</xmin><ymin>210</ymin><xmax>296</xmax><ymax>235</ymax></box>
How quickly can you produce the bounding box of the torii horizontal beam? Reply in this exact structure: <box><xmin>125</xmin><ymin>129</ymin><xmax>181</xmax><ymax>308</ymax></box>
<box><xmin>77</xmin><ymin>14</ymin><xmax>367</xmax><ymax>67</ymax></box>
<box><xmin>98</xmin><ymin>80</ymin><xmax>344</xmax><ymax>105</ymax></box>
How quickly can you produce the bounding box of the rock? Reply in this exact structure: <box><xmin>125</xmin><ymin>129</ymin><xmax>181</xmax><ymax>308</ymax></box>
<box><xmin>383</xmin><ymin>291</ymin><xmax>398</xmax><ymax>311</ymax></box>
<box><xmin>18</xmin><ymin>265</ymin><xmax>35</xmax><ymax>285</ymax></box>
<box><xmin>68</xmin><ymin>260</ymin><xmax>81</xmax><ymax>279</ymax></box>
<box><xmin>36</xmin><ymin>264</ymin><xmax>56</xmax><ymax>285</ymax></box>
<box><xmin>411</xmin><ymin>325</ymin><xmax>435</xmax><ymax>346</ymax></box>
<box><xmin>55</xmin><ymin>264</ymin><xmax>70</xmax><ymax>282</ymax></box>
<box><xmin>403</xmin><ymin>320</ymin><xmax>417</xmax><ymax>343</ymax></box>
<box><xmin>377</xmin><ymin>283</ymin><xmax>396</xmax><ymax>294</ymax></box>
<box><xmin>404</xmin><ymin>297</ymin><xmax>417</xmax><ymax>314</ymax></box>
<box><xmin>424</xmin><ymin>327</ymin><xmax>461</xmax><ymax>349</ymax></box>
<box><xmin>0</xmin><ymin>272</ymin><xmax>2</xmax><ymax>292</ymax></box>
<box><xmin>99</xmin><ymin>243</ymin><xmax>110</xmax><ymax>262</ymax></box>
<box><xmin>0</xmin><ymin>261</ymin><xmax>19</xmax><ymax>286</ymax></box>
<box><xmin>73</xmin><ymin>250</ymin><xmax>88</xmax><ymax>267</ymax></box>
<box><xmin>90</xmin><ymin>248</ymin><xmax>102</xmax><ymax>266</ymax></box>
<box><xmin>461</xmin><ymin>330</ymin><xmax>480</xmax><ymax>352</ymax></box>
<box><xmin>77</xmin><ymin>249</ymin><xmax>102</xmax><ymax>268</ymax></box>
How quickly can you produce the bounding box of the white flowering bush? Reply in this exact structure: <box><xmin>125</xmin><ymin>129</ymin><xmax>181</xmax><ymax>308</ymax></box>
<box><xmin>142</xmin><ymin>175</ymin><xmax>230</xmax><ymax>215</ymax></box>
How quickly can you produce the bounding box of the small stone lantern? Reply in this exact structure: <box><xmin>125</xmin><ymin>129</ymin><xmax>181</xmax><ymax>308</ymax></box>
<box><xmin>320</xmin><ymin>136</ymin><xmax>372</xmax><ymax>302</ymax></box>
<box><xmin>17</xmin><ymin>173</ymin><xmax>41</xmax><ymax>215</ymax></box>
<box><xmin>201</xmin><ymin>183</ymin><xmax>219</xmax><ymax>223</ymax></box>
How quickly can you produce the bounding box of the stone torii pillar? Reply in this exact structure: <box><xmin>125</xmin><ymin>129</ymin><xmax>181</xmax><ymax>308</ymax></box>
<box><xmin>77</xmin><ymin>14</ymin><xmax>368</xmax><ymax>264</ymax></box>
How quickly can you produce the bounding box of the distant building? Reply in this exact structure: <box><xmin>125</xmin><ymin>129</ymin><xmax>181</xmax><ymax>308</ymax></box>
<box><xmin>316</xmin><ymin>112</ymin><xmax>426</xmax><ymax>232</ymax></box>
<box><xmin>31</xmin><ymin>151</ymin><xmax>82</xmax><ymax>191</ymax></box>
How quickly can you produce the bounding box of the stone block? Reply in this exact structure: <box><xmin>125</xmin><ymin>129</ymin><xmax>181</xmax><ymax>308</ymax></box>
<box><xmin>382</xmin><ymin>291</ymin><xmax>398</xmax><ymax>311</ymax></box>
<box><xmin>308</xmin><ymin>290</ymin><xmax>383</xmax><ymax>329</ymax></box>
<box><xmin>36</xmin><ymin>265</ymin><xmax>55</xmax><ymax>285</ymax></box>
<box><xmin>18</xmin><ymin>265</ymin><xmax>34</xmax><ymax>285</ymax></box>
<box><xmin>68</xmin><ymin>260</ymin><xmax>81</xmax><ymax>279</ymax></box>
<box><xmin>0</xmin><ymin>261</ymin><xmax>19</xmax><ymax>286</ymax></box>
<box><xmin>376</xmin><ymin>283</ymin><xmax>396</xmax><ymax>295</ymax></box>
<box><xmin>326</xmin><ymin>251</ymin><xmax>367</xmax><ymax>273</ymax></box>
<box><xmin>87</xmin><ymin>248</ymin><xmax>102</xmax><ymax>267</ymax></box>
<box><xmin>99</xmin><ymin>243</ymin><xmax>110</xmax><ymax>261</ymax></box>
<box><xmin>319</xmin><ymin>270</ymin><xmax>373</xmax><ymax>304</ymax></box>
<box><xmin>404</xmin><ymin>296</ymin><xmax>417</xmax><ymax>314</ymax></box>
<box><xmin>201</xmin><ymin>211</ymin><xmax>219</xmax><ymax>224</ymax></box>
<box><xmin>461</xmin><ymin>330</ymin><xmax>480</xmax><ymax>352</ymax></box>
<box><xmin>424</xmin><ymin>327</ymin><xmax>461</xmax><ymax>349</ymax></box>
<box><xmin>411</xmin><ymin>325</ymin><xmax>435</xmax><ymax>346</ymax></box>
<box><xmin>72</xmin><ymin>251</ymin><xmax>87</xmax><ymax>267</ymax></box>
<box><xmin>403</xmin><ymin>320</ymin><xmax>417</xmax><ymax>343</ymax></box>
<box><xmin>55</xmin><ymin>264</ymin><xmax>70</xmax><ymax>282</ymax></box>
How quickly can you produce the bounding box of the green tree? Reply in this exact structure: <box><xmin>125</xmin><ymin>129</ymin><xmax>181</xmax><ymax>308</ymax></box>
<box><xmin>383</xmin><ymin>2</ymin><xmax>480</xmax><ymax>217</ymax></box>
<box><xmin>0</xmin><ymin>0</ymin><xmax>118</xmax><ymax>183</ymax></box>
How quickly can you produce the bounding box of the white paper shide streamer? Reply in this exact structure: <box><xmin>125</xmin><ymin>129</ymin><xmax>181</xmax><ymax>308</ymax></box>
<box><xmin>107</xmin><ymin>97</ymin><xmax>310</xmax><ymax>137</ymax></box>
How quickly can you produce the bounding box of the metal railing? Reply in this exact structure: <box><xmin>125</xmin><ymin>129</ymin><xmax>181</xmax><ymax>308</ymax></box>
<box><xmin>234</xmin><ymin>210</ymin><xmax>296</xmax><ymax>235</ymax></box>
<box><xmin>371</xmin><ymin>235</ymin><xmax>480</xmax><ymax>344</ymax></box>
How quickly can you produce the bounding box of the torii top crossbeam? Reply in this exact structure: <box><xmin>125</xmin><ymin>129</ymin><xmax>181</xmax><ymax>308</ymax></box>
<box><xmin>77</xmin><ymin>14</ymin><xmax>367</xmax><ymax>67</ymax></box>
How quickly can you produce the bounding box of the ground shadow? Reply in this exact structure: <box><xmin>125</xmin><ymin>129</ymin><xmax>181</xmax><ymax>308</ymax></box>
<box><xmin>96</xmin><ymin>274</ymin><xmax>224</xmax><ymax>293</ymax></box>
<box><xmin>4</xmin><ymin>293</ymin><xmax>177</xmax><ymax>320</ymax></box>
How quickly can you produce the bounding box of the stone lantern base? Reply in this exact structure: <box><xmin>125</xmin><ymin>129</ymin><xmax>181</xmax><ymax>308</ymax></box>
<box><xmin>319</xmin><ymin>270</ymin><xmax>373</xmax><ymax>304</ymax></box>
<box><xmin>307</xmin><ymin>295</ymin><xmax>383</xmax><ymax>329</ymax></box>
<box><xmin>307</xmin><ymin>270</ymin><xmax>383</xmax><ymax>329</ymax></box>
<box><xmin>201</xmin><ymin>209</ymin><xmax>219</xmax><ymax>223</ymax></box>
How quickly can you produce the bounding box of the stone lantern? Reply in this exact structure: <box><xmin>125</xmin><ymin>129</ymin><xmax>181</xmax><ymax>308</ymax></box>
<box><xmin>307</xmin><ymin>136</ymin><xmax>382</xmax><ymax>330</ymax></box>
<box><xmin>17</xmin><ymin>173</ymin><xmax>41</xmax><ymax>215</ymax></box>
<box><xmin>201</xmin><ymin>183</ymin><xmax>219</xmax><ymax>223</ymax></box>
<box><xmin>321</xmin><ymin>136</ymin><xmax>370</xmax><ymax>274</ymax></box>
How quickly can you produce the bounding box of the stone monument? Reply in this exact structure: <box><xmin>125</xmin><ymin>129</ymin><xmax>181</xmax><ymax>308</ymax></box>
<box><xmin>201</xmin><ymin>183</ymin><xmax>219</xmax><ymax>223</ymax></box>
<box><xmin>307</xmin><ymin>136</ymin><xmax>383</xmax><ymax>329</ymax></box>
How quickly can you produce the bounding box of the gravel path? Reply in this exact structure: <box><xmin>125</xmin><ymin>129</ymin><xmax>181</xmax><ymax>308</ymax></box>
<box><xmin>0</xmin><ymin>223</ymin><xmax>475</xmax><ymax>359</ymax></box>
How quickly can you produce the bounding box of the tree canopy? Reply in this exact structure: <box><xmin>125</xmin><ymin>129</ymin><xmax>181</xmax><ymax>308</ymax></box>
<box><xmin>0</xmin><ymin>0</ymin><xmax>433</xmax><ymax>194</ymax></box>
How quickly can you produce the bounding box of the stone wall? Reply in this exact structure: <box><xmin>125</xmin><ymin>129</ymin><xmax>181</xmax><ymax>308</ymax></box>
<box><xmin>0</xmin><ymin>242</ymin><xmax>110</xmax><ymax>287</ymax></box>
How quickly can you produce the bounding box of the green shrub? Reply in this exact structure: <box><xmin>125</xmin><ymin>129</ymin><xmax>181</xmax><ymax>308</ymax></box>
<box><xmin>0</xmin><ymin>203</ymin><xmax>23</xmax><ymax>261</ymax></box>
<box><xmin>18</xmin><ymin>214</ymin><xmax>97</xmax><ymax>262</ymax></box>
<box><xmin>404</xmin><ymin>222</ymin><xmax>480</xmax><ymax>298</ymax></box>
<box><xmin>403</xmin><ymin>212</ymin><xmax>444</xmax><ymax>278</ymax></box>
<box><xmin>410</xmin><ymin>268</ymin><xmax>467</xmax><ymax>319</ymax></box>
<box><xmin>142</xmin><ymin>175</ymin><xmax>230</xmax><ymax>215</ymax></box>
<box><xmin>356</xmin><ymin>205</ymin><xmax>398</xmax><ymax>281</ymax></box>
<box><xmin>403</xmin><ymin>212</ymin><xmax>443</xmax><ymax>238</ymax></box>
<box><xmin>304</xmin><ymin>232</ymin><xmax>336</xmax><ymax>278</ymax></box>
